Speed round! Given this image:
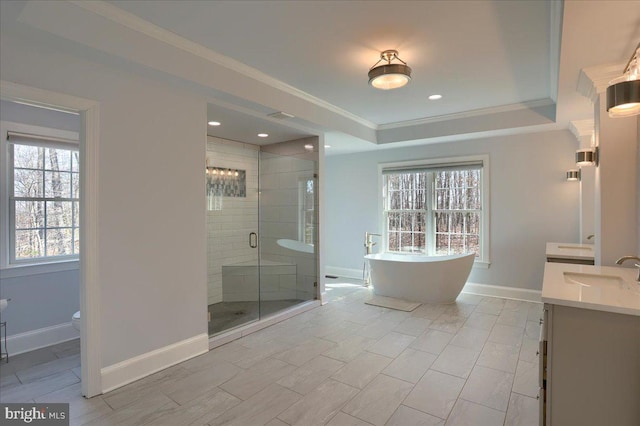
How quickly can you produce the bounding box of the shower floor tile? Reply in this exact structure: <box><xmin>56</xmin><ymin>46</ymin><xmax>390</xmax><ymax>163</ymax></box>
<box><xmin>207</xmin><ymin>299</ymin><xmax>304</xmax><ymax>336</ymax></box>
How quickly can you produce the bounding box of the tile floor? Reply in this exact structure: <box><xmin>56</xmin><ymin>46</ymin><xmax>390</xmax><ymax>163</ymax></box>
<box><xmin>0</xmin><ymin>279</ymin><xmax>542</xmax><ymax>425</ymax></box>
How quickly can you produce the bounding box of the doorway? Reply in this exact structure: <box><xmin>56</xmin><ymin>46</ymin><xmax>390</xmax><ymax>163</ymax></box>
<box><xmin>0</xmin><ymin>81</ymin><xmax>101</xmax><ymax>397</ymax></box>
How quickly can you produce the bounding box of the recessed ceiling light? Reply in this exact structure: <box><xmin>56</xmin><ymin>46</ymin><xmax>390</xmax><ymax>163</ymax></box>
<box><xmin>208</xmin><ymin>121</ymin><xmax>221</xmax><ymax>126</ymax></box>
<box><xmin>304</xmin><ymin>144</ymin><xmax>314</xmax><ymax>150</ymax></box>
<box><xmin>428</xmin><ymin>94</ymin><xmax>442</xmax><ymax>100</ymax></box>
<box><xmin>258</xmin><ymin>133</ymin><xmax>269</xmax><ymax>138</ymax></box>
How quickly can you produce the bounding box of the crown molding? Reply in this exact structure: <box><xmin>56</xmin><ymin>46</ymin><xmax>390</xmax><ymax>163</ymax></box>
<box><xmin>577</xmin><ymin>63</ymin><xmax>624</xmax><ymax>103</ymax></box>
<box><xmin>569</xmin><ymin>119</ymin><xmax>594</xmax><ymax>147</ymax></box>
<box><xmin>378</xmin><ymin>98</ymin><xmax>555</xmax><ymax>131</ymax></box>
<box><xmin>68</xmin><ymin>0</ymin><xmax>377</xmax><ymax>130</ymax></box>
<box><xmin>568</xmin><ymin>119</ymin><xmax>594</xmax><ymax>139</ymax></box>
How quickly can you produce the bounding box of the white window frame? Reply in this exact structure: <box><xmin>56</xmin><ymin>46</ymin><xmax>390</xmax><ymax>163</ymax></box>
<box><xmin>298</xmin><ymin>175</ymin><xmax>315</xmax><ymax>244</ymax></box>
<box><xmin>378</xmin><ymin>154</ymin><xmax>491</xmax><ymax>268</ymax></box>
<box><xmin>0</xmin><ymin>121</ymin><xmax>80</xmax><ymax>274</ymax></box>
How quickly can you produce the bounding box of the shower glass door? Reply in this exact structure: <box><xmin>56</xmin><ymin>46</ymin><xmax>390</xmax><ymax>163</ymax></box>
<box><xmin>258</xmin><ymin>150</ymin><xmax>317</xmax><ymax>317</ymax></box>
<box><xmin>206</xmin><ymin>139</ymin><xmax>261</xmax><ymax>335</ymax></box>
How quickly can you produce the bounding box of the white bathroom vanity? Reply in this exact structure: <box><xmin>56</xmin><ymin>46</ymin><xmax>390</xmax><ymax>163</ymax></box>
<box><xmin>540</xmin><ymin>262</ymin><xmax>640</xmax><ymax>426</ymax></box>
<box><xmin>545</xmin><ymin>242</ymin><xmax>595</xmax><ymax>265</ymax></box>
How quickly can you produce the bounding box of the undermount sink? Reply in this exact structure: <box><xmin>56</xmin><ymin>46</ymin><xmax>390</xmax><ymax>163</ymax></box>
<box><xmin>563</xmin><ymin>272</ymin><xmax>623</xmax><ymax>288</ymax></box>
<box><xmin>543</xmin><ymin>262</ymin><xmax>640</xmax><ymax>316</ymax></box>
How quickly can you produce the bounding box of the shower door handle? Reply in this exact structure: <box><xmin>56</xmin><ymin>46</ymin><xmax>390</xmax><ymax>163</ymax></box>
<box><xmin>249</xmin><ymin>232</ymin><xmax>258</xmax><ymax>248</ymax></box>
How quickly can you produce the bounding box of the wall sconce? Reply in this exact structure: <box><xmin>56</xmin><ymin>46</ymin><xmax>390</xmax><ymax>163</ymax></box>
<box><xmin>566</xmin><ymin>169</ymin><xmax>580</xmax><ymax>181</ymax></box>
<box><xmin>575</xmin><ymin>147</ymin><xmax>599</xmax><ymax>167</ymax></box>
<box><xmin>606</xmin><ymin>43</ymin><xmax>640</xmax><ymax>118</ymax></box>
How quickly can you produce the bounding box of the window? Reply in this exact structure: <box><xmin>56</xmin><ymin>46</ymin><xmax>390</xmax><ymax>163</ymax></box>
<box><xmin>381</xmin><ymin>156</ymin><xmax>489</xmax><ymax>264</ymax></box>
<box><xmin>3</xmin><ymin>127</ymin><xmax>80</xmax><ymax>265</ymax></box>
<box><xmin>299</xmin><ymin>177</ymin><xmax>315</xmax><ymax>244</ymax></box>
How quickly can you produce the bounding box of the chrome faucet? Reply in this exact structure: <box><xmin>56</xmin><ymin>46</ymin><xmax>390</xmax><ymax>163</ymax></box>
<box><xmin>363</xmin><ymin>232</ymin><xmax>381</xmax><ymax>286</ymax></box>
<box><xmin>615</xmin><ymin>255</ymin><xmax>640</xmax><ymax>282</ymax></box>
<box><xmin>364</xmin><ymin>232</ymin><xmax>381</xmax><ymax>256</ymax></box>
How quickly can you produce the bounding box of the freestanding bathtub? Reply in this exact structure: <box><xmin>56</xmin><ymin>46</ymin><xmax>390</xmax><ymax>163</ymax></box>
<box><xmin>364</xmin><ymin>252</ymin><xmax>475</xmax><ymax>304</ymax></box>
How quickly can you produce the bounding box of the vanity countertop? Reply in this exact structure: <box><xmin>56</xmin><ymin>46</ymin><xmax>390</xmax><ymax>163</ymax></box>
<box><xmin>545</xmin><ymin>242</ymin><xmax>595</xmax><ymax>261</ymax></box>
<box><xmin>542</xmin><ymin>262</ymin><xmax>640</xmax><ymax>316</ymax></box>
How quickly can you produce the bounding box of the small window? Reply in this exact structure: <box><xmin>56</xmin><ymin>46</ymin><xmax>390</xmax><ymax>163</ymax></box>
<box><xmin>381</xmin><ymin>156</ymin><xmax>489</xmax><ymax>264</ymax></box>
<box><xmin>6</xmin><ymin>130</ymin><xmax>80</xmax><ymax>264</ymax></box>
<box><xmin>299</xmin><ymin>177</ymin><xmax>315</xmax><ymax>245</ymax></box>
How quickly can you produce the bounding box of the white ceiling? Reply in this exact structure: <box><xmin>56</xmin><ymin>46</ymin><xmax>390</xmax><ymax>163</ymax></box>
<box><xmin>2</xmin><ymin>1</ymin><xmax>639</xmax><ymax>154</ymax></box>
<box><xmin>112</xmin><ymin>0</ymin><xmax>553</xmax><ymax>125</ymax></box>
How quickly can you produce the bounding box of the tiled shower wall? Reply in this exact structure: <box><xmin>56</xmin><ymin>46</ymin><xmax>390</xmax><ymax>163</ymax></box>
<box><xmin>206</xmin><ymin>136</ymin><xmax>259</xmax><ymax>305</ymax></box>
<box><xmin>206</xmin><ymin>136</ymin><xmax>319</xmax><ymax>305</ymax></box>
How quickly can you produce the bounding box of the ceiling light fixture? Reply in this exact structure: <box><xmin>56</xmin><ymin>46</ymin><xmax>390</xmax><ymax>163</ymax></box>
<box><xmin>258</xmin><ymin>133</ymin><xmax>269</xmax><ymax>138</ymax></box>
<box><xmin>368</xmin><ymin>50</ymin><xmax>412</xmax><ymax>90</ymax></box>
<box><xmin>606</xmin><ymin>42</ymin><xmax>640</xmax><ymax>118</ymax></box>
<box><xmin>428</xmin><ymin>94</ymin><xmax>442</xmax><ymax>100</ymax></box>
<box><xmin>208</xmin><ymin>121</ymin><xmax>221</xmax><ymax>126</ymax></box>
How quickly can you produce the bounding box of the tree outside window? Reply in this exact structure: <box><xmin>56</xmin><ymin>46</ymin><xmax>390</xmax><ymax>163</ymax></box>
<box><xmin>10</xmin><ymin>142</ymin><xmax>80</xmax><ymax>262</ymax></box>
<box><xmin>299</xmin><ymin>177</ymin><xmax>315</xmax><ymax>245</ymax></box>
<box><xmin>383</xmin><ymin>162</ymin><xmax>484</xmax><ymax>259</ymax></box>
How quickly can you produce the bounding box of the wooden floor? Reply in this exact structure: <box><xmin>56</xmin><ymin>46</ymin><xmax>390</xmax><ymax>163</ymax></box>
<box><xmin>0</xmin><ymin>280</ymin><xmax>541</xmax><ymax>425</ymax></box>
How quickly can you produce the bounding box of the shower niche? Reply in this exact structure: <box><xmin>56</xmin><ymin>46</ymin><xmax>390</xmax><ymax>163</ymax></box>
<box><xmin>206</xmin><ymin>136</ymin><xmax>318</xmax><ymax>336</ymax></box>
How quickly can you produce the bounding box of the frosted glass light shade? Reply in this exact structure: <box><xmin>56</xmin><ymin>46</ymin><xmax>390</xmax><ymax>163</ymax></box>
<box><xmin>369</xmin><ymin>64</ymin><xmax>412</xmax><ymax>90</ymax></box>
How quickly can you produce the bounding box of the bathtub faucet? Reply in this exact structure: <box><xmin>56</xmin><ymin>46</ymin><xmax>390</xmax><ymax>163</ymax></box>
<box><xmin>364</xmin><ymin>232</ymin><xmax>382</xmax><ymax>255</ymax></box>
<box><xmin>363</xmin><ymin>232</ymin><xmax>381</xmax><ymax>286</ymax></box>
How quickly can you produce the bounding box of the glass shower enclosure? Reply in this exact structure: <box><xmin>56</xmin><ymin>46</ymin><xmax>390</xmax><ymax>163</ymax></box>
<box><xmin>206</xmin><ymin>136</ymin><xmax>318</xmax><ymax>336</ymax></box>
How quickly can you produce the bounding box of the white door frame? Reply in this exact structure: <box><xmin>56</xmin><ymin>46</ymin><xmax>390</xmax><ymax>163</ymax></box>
<box><xmin>0</xmin><ymin>81</ymin><xmax>102</xmax><ymax>397</ymax></box>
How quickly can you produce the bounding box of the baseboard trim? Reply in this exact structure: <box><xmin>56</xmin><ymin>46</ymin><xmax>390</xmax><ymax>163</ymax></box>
<box><xmin>101</xmin><ymin>333</ymin><xmax>209</xmax><ymax>393</ymax></box>
<box><xmin>6</xmin><ymin>322</ymin><xmax>79</xmax><ymax>356</ymax></box>
<box><xmin>325</xmin><ymin>266</ymin><xmax>362</xmax><ymax>280</ymax></box>
<box><xmin>463</xmin><ymin>282</ymin><xmax>541</xmax><ymax>303</ymax></box>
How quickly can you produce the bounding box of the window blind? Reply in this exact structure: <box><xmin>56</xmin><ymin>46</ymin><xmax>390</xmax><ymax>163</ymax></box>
<box><xmin>7</xmin><ymin>131</ymin><xmax>79</xmax><ymax>150</ymax></box>
<box><xmin>381</xmin><ymin>160</ymin><xmax>483</xmax><ymax>175</ymax></box>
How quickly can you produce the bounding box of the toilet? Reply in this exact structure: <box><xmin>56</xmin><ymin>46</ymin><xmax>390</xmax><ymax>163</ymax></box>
<box><xmin>72</xmin><ymin>311</ymin><xmax>81</xmax><ymax>331</ymax></box>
